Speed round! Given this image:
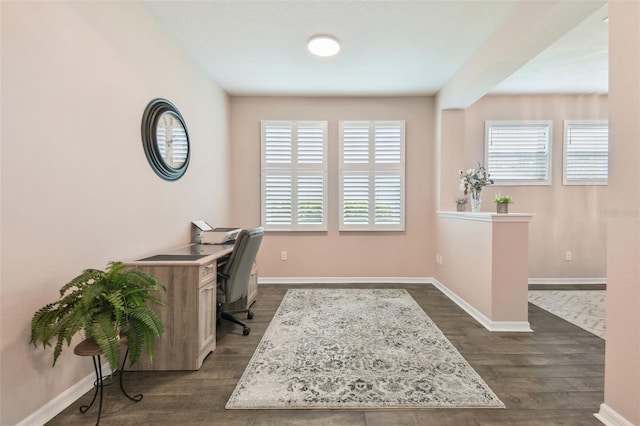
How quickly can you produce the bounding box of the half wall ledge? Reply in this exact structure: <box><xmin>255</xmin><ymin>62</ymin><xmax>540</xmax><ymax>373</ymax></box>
<box><xmin>437</xmin><ymin>211</ymin><xmax>534</xmax><ymax>222</ymax></box>
<box><xmin>435</xmin><ymin>211</ymin><xmax>534</xmax><ymax>332</ymax></box>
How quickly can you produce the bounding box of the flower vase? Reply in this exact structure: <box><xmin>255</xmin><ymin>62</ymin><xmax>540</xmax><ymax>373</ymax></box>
<box><xmin>470</xmin><ymin>190</ymin><xmax>482</xmax><ymax>213</ymax></box>
<box><xmin>456</xmin><ymin>203</ymin><xmax>466</xmax><ymax>212</ymax></box>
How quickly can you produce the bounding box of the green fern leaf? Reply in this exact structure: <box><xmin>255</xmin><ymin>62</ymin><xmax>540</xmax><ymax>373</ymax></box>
<box><xmin>88</xmin><ymin>312</ymin><xmax>121</xmax><ymax>373</ymax></box>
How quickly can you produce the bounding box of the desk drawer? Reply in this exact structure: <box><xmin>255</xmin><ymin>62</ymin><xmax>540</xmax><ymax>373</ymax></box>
<box><xmin>200</xmin><ymin>261</ymin><xmax>216</xmax><ymax>283</ymax></box>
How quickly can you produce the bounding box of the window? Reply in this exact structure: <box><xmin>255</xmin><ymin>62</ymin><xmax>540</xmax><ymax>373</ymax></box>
<box><xmin>563</xmin><ymin>121</ymin><xmax>608</xmax><ymax>185</ymax></box>
<box><xmin>261</xmin><ymin>121</ymin><xmax>327</xmax><ymax>231</ymax></box>
<box><xmin>485</xmin><ymin>121</ymin><xmax>552</xmax><ymax>184</ymax></box>
<box><xmin>339</xmin><ymin>121</ymin><xmax>405</xmax><ymax>231</ymax></box>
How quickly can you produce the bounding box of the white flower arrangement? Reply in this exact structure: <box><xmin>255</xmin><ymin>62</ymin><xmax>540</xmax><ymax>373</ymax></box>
<box><xmin>459</xmin><ymin>164</ymin><xmax>494</xmax><ymax>195</ymax></box>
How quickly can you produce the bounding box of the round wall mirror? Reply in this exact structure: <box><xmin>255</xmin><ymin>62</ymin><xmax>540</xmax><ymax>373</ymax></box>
<box><xmin>141</xmin><ymin>98</ymin><xmax>190</xmax><ymax>181</ymax></box>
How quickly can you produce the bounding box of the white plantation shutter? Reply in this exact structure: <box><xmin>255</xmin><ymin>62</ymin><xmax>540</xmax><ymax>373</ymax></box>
<box><xmin>375</xmin><ymin>125</ymin><xmax>402</xmax><ymax>163</ymax></box>
<box><xmin>563</xmin><ymin>121</ymin><xmax>608</xmax><ymax>185</ymax></box>
<box><xmin>263</xmin><ymin>124</ymin><xmax>292</xmax><ymax>163</ymax></box>
<box><xmin>343</xmin><ymin>173</ymin><xmax>370</xmax><ymax>224</ymax></box>
<box><xmin>297</xmin><ymin>125</ymin><xmax>325</xmax><ymax>164</ymax></box>
<box><xmin>261</xmin><ymin>121</ymin><xmax>327</xmax><ymax>231</ymax></box>
<box><xmin>485</xmin><ymin>121</ymin><xmax>551</xmax><ymax>184</ymax></box>
<box><xmin>375</xmin><ymin>173</ymin><xmax>402</xmax><ymax>223</ymax></box>
<box><xmin>340</xmin><ymin>121</ymin><xmax>405</xmax><ymax>231</ymax></box>
<box><xmin>263</xmin><ymin>174</ymin><xmax>292</xmax><ymax>224</ymax></box>
<box><xmin>343</xmin><ymin>124</ymin><xmax>369</xmax><ymax>163</ymax></box>
<box><xmin>297</xmin><ymin>173</ymin><xmax>324</xmax><ymax>223</ymax></box>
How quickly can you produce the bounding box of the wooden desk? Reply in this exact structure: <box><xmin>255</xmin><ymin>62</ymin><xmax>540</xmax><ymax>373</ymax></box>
<box><xmin>123</xmin><ymin>244</ymin><xmax>233</xmax><ymax>371</ymax></box>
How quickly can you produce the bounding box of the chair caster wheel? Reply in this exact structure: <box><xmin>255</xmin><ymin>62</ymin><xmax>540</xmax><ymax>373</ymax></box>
<box><xmin>247</xmin><ymin>311</ymin><xmax>254</xmax><ymax>320</ymax></box>
<box><xmin>243</xmin><ymin>327</ymin><xmax>251</xmax><ymax>336</ymax></box>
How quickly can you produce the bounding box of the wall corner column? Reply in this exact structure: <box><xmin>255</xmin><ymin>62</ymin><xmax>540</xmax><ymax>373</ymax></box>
<box><xmin>437</xmin><ymin>109</ymin><xmax>466</xmax><ymax>211</ymax></box>
<box><xmin>598</xmin><ymin>1</ymin><xmax>640</xmax><ymax>425</ymax></box>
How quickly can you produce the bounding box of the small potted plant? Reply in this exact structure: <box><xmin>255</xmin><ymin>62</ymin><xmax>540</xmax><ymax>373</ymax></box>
<box><xmin>30</xmin><ymin>261</ymin><xmax>167</xmax><ymax>373</ymax></box>
<box><xmin>493</xmin><ymin>194</ymin><xmax>513</xmax><ymax>214</ymax></box>
<box><xmin>455</xmin><ymin>196</ymin><xmax>468</xmax><ymax>212</ymax></box>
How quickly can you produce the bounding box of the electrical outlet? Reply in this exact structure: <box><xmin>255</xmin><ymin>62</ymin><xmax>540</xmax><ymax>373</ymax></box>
<box><xmin>439</xmin><ymin>255</ymin><xmax>444</xmax><ymax>265</ymax></box>
<box><xmin>565</xmin><ymin>251</ymin><xmax>573</xmax><ymax>261</ymax></box>
<box><xmin>280</xmin><ymin>251</ymin><xmax>287</xmax><ymax>261</ymax></box>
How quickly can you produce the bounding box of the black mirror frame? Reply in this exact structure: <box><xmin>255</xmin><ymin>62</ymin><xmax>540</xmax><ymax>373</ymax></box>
<box><xmin>141</xmin><ymin>98</ymin><xmax>190</xmax><ymax>181</ymax></box>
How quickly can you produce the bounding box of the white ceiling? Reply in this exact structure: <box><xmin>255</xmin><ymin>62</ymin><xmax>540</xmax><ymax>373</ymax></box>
<box><xmin>141</xmin><ymin>0</ymin><xmax>608</xmax><ymax>97</ymax></box>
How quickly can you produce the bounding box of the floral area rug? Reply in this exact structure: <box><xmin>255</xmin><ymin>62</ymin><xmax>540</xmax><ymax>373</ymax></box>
<box><xmin>226</xmin><ymin>289</ymin><xmax>505</xmax><ymax>409</ymax></box>
<box><xmin>528</xmin><ymin>290</ymin><xmax>606</xmax><ymax>339</ymax></box>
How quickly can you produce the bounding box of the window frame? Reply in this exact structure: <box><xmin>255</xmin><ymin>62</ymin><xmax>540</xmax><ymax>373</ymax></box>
<box><xmin>339</xmin><ymin>120</ymin><xmax>406</xmax><ymax>232</ymax></box>
<box><xmin>484</xmin><ymin>120</ymin><xmax>552</xmax><ymax>186</ymax></box>
<box><xmin>260</xmin><ymin>120</ymin><xmax>328</xmax><ymax>232</ymax></box>
<box><xmin>563</xmin><ymin>120</ymin><xmax>609</xmax><ymax>186</ymax></box>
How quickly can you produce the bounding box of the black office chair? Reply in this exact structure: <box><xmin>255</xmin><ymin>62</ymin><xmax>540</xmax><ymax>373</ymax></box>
<box><xmin>217</xmin><ymin>226</ymin><xmax>264</xmax><ymax>335</ymax></box>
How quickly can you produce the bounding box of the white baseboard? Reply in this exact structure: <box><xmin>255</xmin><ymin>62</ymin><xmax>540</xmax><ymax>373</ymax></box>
<box><xmin>16</xmin><ymin>363</ymin><xmax>111</xmax><ymax>426</ymax></box>
<box><xmin>258</xmin><ymin>276</ymin><xmax>607</xmax><ymax>286</ymax></box>
<box><xmin>258</xmin><ymin>277</ymin><xmax>431</xmax><ymax>285</ymax></box>
<box><xmin>431</xmin><ymin>278</ymin><xmax>532</xmax><ymax>332</ymax></box>
<box><xmin>529</xmin><ymin>277</ymin><xmax>607</xmax><ymax>285</ymax></box>
<box><xmin>257</xmin><ymin>277</ymin><xmax>531</xmax><ymax>332</ymax></box>
<box><xmin>594</xmin><ymin>403</ymin><xmax>635</xmax><ymax>426</ymax></box>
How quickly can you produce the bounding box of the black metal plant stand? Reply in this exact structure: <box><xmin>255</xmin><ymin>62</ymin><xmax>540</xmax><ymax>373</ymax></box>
<box><xmin>74</xmin><ymin>338</ymin><xmax>143</xmax><ymax>425</ymax></box>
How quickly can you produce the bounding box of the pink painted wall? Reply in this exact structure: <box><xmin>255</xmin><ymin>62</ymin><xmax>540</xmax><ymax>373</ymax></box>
<box><xmin>441</xmin><ymin>95</ymin><xmax>608</xmax><ymax>280</ymax></box>
<box><xmin>231</xmin><ymin>94</ymin><xmax>607</xmax><ymax>282</ymax></box>
<box><xmin>603</xmin><ymin>1</ymin><xmax>640</xmax><ymax>424</ymax></box>
<box><xmin>436</xmin><ymin>215</ymin><xmax>493</xmax><ymax>315</ymax></box>
<box><xmin>228</xmin><ymin>96</ymin><xmax>435</xmax><ymax>279</ymax></box>
<box><xmin>435</xmin><ymin>214</ymin><xmax>530</xmax><ymax>324</ymax></box>
<box><xmin>437</xmin><ymin>109</ymin><xmax>466</xmax><ymax>210</ymax></box>
<box><xmin>1</xmin><ymin>2</ymin><xmax>230</xmax><ymax>424</ymax></box>
<box><xmin>491</xmin><ymin>221</ymin><xmax>529</xmax><ymax>321</ymax></box>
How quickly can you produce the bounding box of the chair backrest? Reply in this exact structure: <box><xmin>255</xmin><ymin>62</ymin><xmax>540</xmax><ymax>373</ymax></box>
<box><xmin>219</xmin><ymin>226</ymin><xmax>264</xmax><ymax>304</ymax></box>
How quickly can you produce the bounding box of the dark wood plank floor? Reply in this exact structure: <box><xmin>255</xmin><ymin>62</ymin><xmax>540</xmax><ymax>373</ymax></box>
<box><xmin>47</xmin><ymin>284</ymin><xmax>604</xmax><ymax>425</ymax></box>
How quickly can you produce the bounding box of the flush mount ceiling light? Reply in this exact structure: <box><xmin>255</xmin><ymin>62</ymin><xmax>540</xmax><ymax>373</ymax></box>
<box><xmin>308</xmin><ymin>35</ymin><xmax>340</xmax><ymax>57</ymax></box>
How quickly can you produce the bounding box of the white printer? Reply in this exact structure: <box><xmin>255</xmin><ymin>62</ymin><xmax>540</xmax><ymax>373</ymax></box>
<box><xmin>191</xmin><ymin>220</ymin><xmax>241</xmax><ymax>245</ymax></box>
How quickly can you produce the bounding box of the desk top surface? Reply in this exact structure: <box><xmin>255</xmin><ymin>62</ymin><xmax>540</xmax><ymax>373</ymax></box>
<box><xmin>124</xmin><ymin>243</ymin><xmax>233</xmax><ymax>266</ymax></box>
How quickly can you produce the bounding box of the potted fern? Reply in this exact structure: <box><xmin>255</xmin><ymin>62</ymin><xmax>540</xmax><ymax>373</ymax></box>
<box><xmin>30</xmin><ymin>261</ymin><xmax>166</xmax><ymax>373</ymax></box>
